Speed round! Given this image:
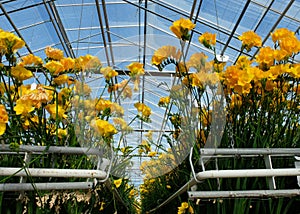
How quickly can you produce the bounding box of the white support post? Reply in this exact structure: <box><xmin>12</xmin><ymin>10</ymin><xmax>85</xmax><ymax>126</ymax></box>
<box><xmin>264</xmin><ymin>154</ymin><xmax>276</xmax><ymax>190</ymax></box>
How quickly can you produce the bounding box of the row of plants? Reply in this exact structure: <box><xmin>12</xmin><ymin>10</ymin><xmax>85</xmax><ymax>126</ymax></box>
<box><xmin>0</xmin><ymin>28</ymin><xmax>143</xmax><ymax>213</ymax></box>
<box><xmin>139</xmin><ymin>18</ymin><xmax>300</xmax><ymax>213</ymax></box>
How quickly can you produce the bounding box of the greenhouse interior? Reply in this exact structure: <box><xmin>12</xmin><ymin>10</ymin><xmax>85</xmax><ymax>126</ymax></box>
<box><xmin>0</xmin><ymin>0</ymin><xmax>300</xmax><ymax>213</ymax></box>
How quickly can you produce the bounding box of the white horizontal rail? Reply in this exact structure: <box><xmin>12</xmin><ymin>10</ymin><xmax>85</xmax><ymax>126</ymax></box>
<box><xmin>0</xmin><ymin>182</ymin><xmax>94</xmax><ymax>191</ymax></box>
<box><xmin>199</xmin><ymin>148</ymin><xmax>300</xmax><ymax>156</ymax></box>
<box><xmin>188</xmin><ymin>189</ymin><xmax>300</xmax><ymax>199</ymax></box>
<box><xmin>0</xmin><ymin>145</ymin><xmax>103</xmax><ymax>155</ymax></box>
<box><xmin>0</xmin><ymin>168</ymin><xmax>107</xmax><ymax>179</ymax></box>
<box><xmin>196</xmin><ymin>168</ymin><xmax>300</xmax><ymax>181</ymax></box>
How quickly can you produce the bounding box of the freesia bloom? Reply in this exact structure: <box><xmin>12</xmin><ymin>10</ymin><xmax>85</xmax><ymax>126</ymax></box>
<box><xmin>0</xmin><ymin>104</ymin><xmax>8</xmax><ymax>135</ymax></box>
<box><xmin>256</xmin><ymin>46</ymin><xmax>275</xmax><ymax>68</ymax></box>
<box><xmin>151</xmin><ymin>45</ymin><xmax>181</xmax><ymax>67</ymax></box>
<box><xmin>21</xmin><ymin>85</ymin><xmax>51</xmax><ymax>108</ymax></box>
<box><xmin>45</xmin><ymin>103</ymin><xmax>68</xmax><ymax>120</ymax></box>
<box><xmin>238</xmin><ymin>31</ymin><xmax>262</xmax><ymax>52</ymax></box>
<box><xmin>271</xmin><ymin>28</ymin><xmax>300</xmax><ymax>58</ymax></box>
<box><xmin>91</xmin><ymin>118</ymin><xmax>117</xmax><ymax>138</ymax></box>
<box><xmin>113</xmin><ymin>117</ymin><xmax>130</xmax><ymax>131</ymax></box>
<box><xmin>18</xmin><ymin>54</ymin><xmax>43</xmax><ymax>66</ymax></box>
<box><xmin>271</xmin><ymin>28</ymin><xmax>295</xmax><ymax>43</ymax></box>
<box><xmin>178</xmin><ymin>202</ymin><xmax>194</xmax><ymax>214</ymax></box>
<box><xmin>53</xmin><ymin>74</ymin><xmax>70</xmax><ymax>85</ymax></box>
<box><xmin>186</xmin><ymin>52</ymin><xmax>208</xmax><ymax>72</ymax></box>
<box><xmin>11</xmin><ymin>65</ymin><xmax>33</xmax><ymax>81</ymax></box>
<box><xmin>75</xmin><ymin>54</ymin><xmax>102</xmax><ymax>71</ymax></box>
<box><xmin>127</xmin><ymin>62</ymin><xmax>144</xmax><ymax>77</ymax></box>
<box><xmin>100</xmin><ymin>66</ymin><xmax>118</xmax><ymax>80</ymax></box>
<box><xmin>114</xmin><ymin>178</ymin><xmax>122</xmax><ymax>188</ymax></box>
<box><xmin>60</xmin><ymin>57</ymin><xmax>75</xmax><ymax>71</ymax></box>
<box><xmin>14</xmin><ymin>99</ymin><xmax>35</xmax><ymax>115</ymax></box>
<box><xmin>134</xmin><ymin>102</ymin><xmax>151</xmax><ymax>118</ymax></box>
<box><xmin>0</xmin><ymin>30</ymin><xmax>25</xmax><ymax>54</ymax></box>
<box><xmin>158</xmin><ymin>96</ymin><xmax>170</xmax><ymax>107</ymax></box>
<box><xmin>148</xmin><ymin>151</ymin><xmax>157</xmax><ymax>157</ymax></box>
<box><xmin>199</xmin><ymin>32</ymin><xmax>216</xmax><ymax>49</ymax></box>
<box><xmin>45</xmin><ymin>46</ymin><xmax>64</xmax><ymax>60</ymax></box>
<box><xmin>170</xmin><ymin>17</ymin><xmax>196</xmax><ymax>41</ymax></box>
<box><xmin>57</xmin><ymin>129</ymin><xmax>67</xmax><ymax>138</ymax></box>
<box><xmin>74</xmin><ymin>80</ymin><xmax>91</xmax><ymax>95</ymax></box>
<box><xmin>44</xmin><ymin>61</ymin><xmax>64</xmax><ymax>75</ymax></box>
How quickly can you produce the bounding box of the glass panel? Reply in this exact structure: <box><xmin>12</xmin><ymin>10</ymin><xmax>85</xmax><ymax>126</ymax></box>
<box><xmin>6</xmin><ymin>4</ymin><xmax>48</xmax><ymax>29</ymax></box>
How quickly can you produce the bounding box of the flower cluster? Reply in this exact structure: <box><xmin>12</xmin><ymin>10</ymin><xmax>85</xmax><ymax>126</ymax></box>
<box><xmin>141</xmin><ymin>18</ymin><xmax>300</xmax><ymax>213</ymax></box>
<box><xmin>0</xmin><ymin>28</ymin><xmax>144</xmax><ymax>213</ymax></box>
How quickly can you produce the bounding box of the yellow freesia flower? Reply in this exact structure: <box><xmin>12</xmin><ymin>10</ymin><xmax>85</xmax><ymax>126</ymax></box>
<box><xmin>151</xmin><ymin>45</ymin><xmax>181</xmax><ymax>66</ymax></box>
<box><xmin>45</xmin><ymin>103</ymin><xmax>67</xmax><ymax>120</ymax></box>
<box><xmin>53</xmin><ymin>74</ymin><xmax>69</xmax><ymax>85</ymax></box>
<box><xmin>0</xmin><ymin>30</ymin><xmax>25</xmax><ymax>54</ymax></box>
<box><xmin>113</xmin><ymin>178</ymin><xmax>122</xmax><ymax>188</ymax></box>
<box><xmin>44</xmin><ymin>60</ymin><xmax>64</xmax><ymax>75</ymax></box>
<box><xmin>158</xmin><ymin>96</ymin><xmax>170</xmax><ymax>107</ymax></box>
<box><xmin>91</xmin><ymin>118</ymin><xmax>117</xmax><ymax>138</ymax></box>
<box><xmin>113</xmin><ymin>118</ymin><xmax>131</xmax><ymax>132</ymax></box>
<box><xmin>75</xmin><ymin>54</ymin><xmax>102</xmax><ymax>71</ymax></box>
<box><xmin>238</xmin><ymin>31</ymin><xmax>262</xmax><ymax>52</ymax></box>
<box><xmin>18</xmin><ymin>54</ymin><xmax>43</xmax><ymax>67</ymax></box>
<box><xmin>14</xmin><ymin>99</ymin><xmax>35</xmax><ymax>115</ymax></box>
<box><xmin>21</xmin><ymin>85</ymin><xmax>51</xmax><ymax>108</ymax></box>
<box><xmin>271</xmin><ymin>28</ymin><xmax>295</xmax><ymax>43</ymax></box>
<box><xmin>74</xmin><ymin>80</ymin><xmax>91</xmax><ymax>95</ymax></box>
<box><xmin>60</xmin><ymin>57</ymin><xmax>75</xmax><ymax>71</ymax></box>
<box><xmin>186</xmin><ymin>52</ymin><xmax>208</xmax><ymax>72</ymax></box>
<box><xmin>11</xmin><ymin>65</ymin><xmax>33</xmax><ymax>81</ymax></box>
<box><xmin>170</xmin><ymin>17</ymin><xmax>196</xmax><ymax>41</ymax></box>
<box><xmin>199</xmin><ymin>32</ymin><xmax>216</xmax><ymax>49</ymax></box>
<box><xmin>127</xmin><ymin>62</ymin><xmax>144</xmax><ymax>77</ymax></box>
<box><xmin>134</xmin><ymin>102</ymin><xmax>151</xmax><ymax>118</ymax></box>
<box><xmin>57</xmin><ymin>128</ymin><xmax>67</xmax><ymax>138</ymax></box>
<box><xmin>148</xmin><ymin>151</ymin><xmax>157</xmax><ymax>157</ymax></box>
<box><xmin>256</xmin><ymin>46</ymin><xmax>275</xmax><ymax>68</ymax></box>
<box><xmin>100</xmin><ymin>66</ymin><xmax>118</xmax><ymax>80</ymax></box>
<box><xmin>45</xmin><ymin>46</ymin><xmax>64</xmax><ymax>60</ymax></box>
<box><xmin>0</xmin><ymin>104</ymin><xmax>8</xmax><ymax>135</ymax></box>
<box><xmin>122</xmin><ymin>85</ymin><xmax>132</xmax><ymax>99</ymax></box>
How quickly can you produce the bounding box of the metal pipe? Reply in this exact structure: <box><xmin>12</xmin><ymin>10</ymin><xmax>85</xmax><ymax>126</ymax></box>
<box><xmin>0</xmin><ymin>167</ymin><xmax>107</xmax><ymax>179</ymax></box>
<box><xmin>233</xmin><ymin>0</ymin><xmax>275</xmax><ymax>64</ymax></box>
<box><xmin>48</xmin><ymin>1</ymin><xmax>75</xmax><ymax>58</ymax></box>
<box><xmin>0</xmin><ymin>182</ymin><xmax>94</xmax><ymax>191</ymax></box>
<box><xmin>196</xmin><ymin>168</ymin><xmax>300</xmax><ymax>180</ymax></box>
<box><xmin>251</xmin><ymin>0</ymin><xmax>295</xmax><ymax>60</ymax></box>
<box><xmin>101</xmin><ymin>0</ymin><xmax>115</xmax><ymax>66</ymax></box>
<box><xmin>148</xmin><ymin>177</ymin><xmax>198</xmax><ymax>213</ymax></box>
<box><xmin>0</xmin><ymin>145</ymin><xmax>105</xmax><ymax>155</ymax></box>
<box><xmin>95</xmin><ymin>0</ymin><xmax>111</xmax><ymax>66</ymax></box>
<box><xmin>220</xmin><ymin>0</ymin><xmax>251</xmax><ymax>56</ymax></box>
<box><xmin>43</xmin><ymin>0</ymin><xmax>70</xmax><ymax>57</ymax></box>
<box><xmin>199</xmin><ymin>148</ymin><xmax>300</xmax><ymax>155</ymax></box>
<box><xmin>188</xmin><ymin>189</ymin><xmax>300</xmax><ymax>199</ymax></box>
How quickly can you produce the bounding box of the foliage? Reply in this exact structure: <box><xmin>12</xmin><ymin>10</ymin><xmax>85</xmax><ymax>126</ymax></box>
<box><xmin>0</xmin><ymin>29</ymin><xmax>144</xmax><ymax>213</ymax></box>
<box><xmin>140</xmin><ymin>18</ymin><xmax>300</xmax><ymax>214</ymax></box>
